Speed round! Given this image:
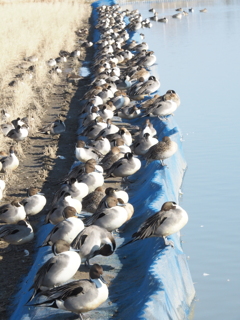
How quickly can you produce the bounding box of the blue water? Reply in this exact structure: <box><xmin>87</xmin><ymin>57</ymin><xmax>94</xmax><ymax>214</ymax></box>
<box><xmin>118</xmin><ymin>0</ymin><xmax>240</xmax><ymax>319</ymax></box>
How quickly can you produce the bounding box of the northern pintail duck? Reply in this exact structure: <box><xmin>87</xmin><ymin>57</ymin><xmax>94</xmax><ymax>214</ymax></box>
<box><xmin>98</xmin><ymin>105</ymin><xmax>114</xmax><ymax>121</ymax></box>
<box><xmin>7</xmin><ymin>124</ymin><xmax>29</xmax><ymax>142</ymax></box>
<box><xmin>107</xmin><ymin>127</ymin><xmax>132</xmax><ymax>147</ymax></box>
<box><xmin>77</xmin><ymin>161</ymin><xmax>104</xmax><ymax>193</ymax></box>
<box><xmin>175</xmin><ymin>7</ymin><xmax>183</xmax><ymax>11</ymax></box>
<box><xmin>95</xmin><ymin>119</ymin><xmax>119</xmax><ymax>139</ymax></box>
<box><xmin>47</xmin><ymin>58</ymin><xmax>56</xmax><ymax>67</ymax></box>
<box><xmin>140</xmin><ymin>119</ymin><xmax>157</xmax><ymax>137</ymax></box>
<box><xmin>116</xmin><ymin>105</ymin><xmax>141</xmax><ymax>120</ymax></box>
<box><xmin>75</xmin><ymin>140</ymin><xmax>102</xmax><ymax>163</ymax></box>
<box><xmin>31</xmin><ymin>264</ymin><xmax>108</xmax><ymax>320</ymax></box>
<box><xmin>66</xmin><ymin>73</ymin><xmax>82</xmax><ymax>84</ymax></box>
<box><xmin>111</xmin><ymin>138</ymin><xmax>131</xmax><ymax>154</ymax></box>
<box><xmin>104</xmin><ymin>187</ymin><xmax>129</xmax><ymax>204</ymax></box>
<box><xmin>81</xmin><ymin>116</ymin><xmax>107</xmax><ymax>140</ymax></box>
<box><xmin>0</xmin><ymin>220</ymin><xmax>34</xmax><ymax>245</ymax></box>
<box><xmin>132</xmin><ymin>133</ymin><xmax>158</xmax><ymax>155</ymax></box>
<box><xmin>91</xmin><ymin>136</ymin><xmax>111</xmax><ymax>155</ymax></box>
<box><xmin>158</xmin><ymin>17</ymin><xmax>168</xmax><ymax>23</ymax></box>
<box><xmin>21</xmin><ymin>187</ymin><xmax>46</xmax><ymax>216</ymax></box>
<box><xmin>146</xmin><ymin>96</ymin><xmax>178</xmax><ymax>119</ymax></box>
<box><xmin>172</xmin><ymin>13</ymin><xmax>182</xmax><ymax>19</ymax></box>
<box><xmin>82</xmin><ymin>106</ymin><xmax>99</xmax><ymax>127</ymax></box>
<box><xmin>105</xmin><ymin>152</ymin><xmax>141</xmax><ymax>179</ymax></box>
<box><xmin>99</xmin><ymin>146</ymin><xmax>124</xmax><ymax>171</ymax></box>
<box><xmin>132</xmin><ymin>76</ymin><xmax>160</xmax><ymax>95</ymax></box>
<box><xmin>144</xmin><ymin>136</ymin><xmax>178</xmax><ymax>166</ymax></box>
<box><xmin>41</xmin><ymin>206</ymin><xmax>84</xmax><ymax>246</ymax></box>
<box><xmin>86</xmin><ymin>197</ymin><xmax>128</xmax><ymax>232</ymax></box>
<box><xmin>72</xmin><ymin>225</ymin><xmax>116</xmax><ymax>265</ymax></box>
<box><xmin>28</xmin><ymin>240</ymin><xmax>81</xmax><ymax>302</ymax></box>
<box><xmin>0</xmin><ymin>146</ymin><xmax>19</xmax><ymax>173</ymax></box>
<box><xmin>129</xmin><ymin>66</ymin><xmax>150</xmax><ymax>82</ymax></box>
<box><xmin>200</xmin><ymin>8</ymin><xmax>207</xmax><ymax>13</ymax></box>
<box><xmin>70</xmin><ymin>49</ymin><xmax>81</xmax><ymax>58</ymax></box>
<box><xmin>0</xmin><ymin>200</ymin><xmax>26</xmax><ymax>224</ymax></box>
<box><xmin>52</xmin><ymin>178</ymin><xmax>89</xmax><ymax>205</ymax></box>
<box><xmin>39</xmin><ymin>119</ymin><xmax>66</xmax><ymax>135</ymax></box>
<box><xmin>1</xmin><ymin>122</ymin><xmax>14</xmax><ymax>136</ymax></box>
<box><xmin>46</xmin><ymin>192</ymin><xmax>82</xmax><ymax>225</ymax></box>
<box><xmin>134</xmin><ymin>42</ymin><xmax>149</xmax><ymax>52</ymax></box>
<box><xmin>82</xmin><ymin>186</ymin><xmax>105</xmax><ymax>213</ymax></box>
<box><xmin>61</xmin><ymin>159</ymin><xmax>103</xmax><ymax>184</ymax></box>
<box><xmin>121</xmin><ymin>201</ymin><xmax>188</xmax><ymax>248</ymax></box>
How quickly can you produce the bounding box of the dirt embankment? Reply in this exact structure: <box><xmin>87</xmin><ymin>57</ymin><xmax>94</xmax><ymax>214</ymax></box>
<box><xmin>0</xmin><ymin>14</ymin><xmax>94</xmax><ymax>319</ymax></box>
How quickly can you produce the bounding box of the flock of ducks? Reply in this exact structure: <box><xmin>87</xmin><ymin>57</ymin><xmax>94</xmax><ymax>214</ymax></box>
<box><xmin>145</xmin><ymin>6</ymin><xmax>207</xmax><ymax>24</ymax></box>
<box><xmin>0</xmin><ymin>4</ymin><xmax>190</xmax><ymax>319</ymax></box>
<box><xmin>7</xmin><ymin>29</ymin><xmax>93</xmax><ymax>87</ymax></box>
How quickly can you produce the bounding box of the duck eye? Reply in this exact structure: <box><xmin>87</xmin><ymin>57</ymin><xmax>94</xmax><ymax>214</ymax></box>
<box><xmin>172</xmin><ymin>202</ymin><xmax>177</xmax><ymax>205</ymax></box>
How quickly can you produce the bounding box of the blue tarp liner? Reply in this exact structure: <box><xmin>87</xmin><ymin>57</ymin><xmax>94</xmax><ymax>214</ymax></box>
<box><xmin>10</xmin><ymin>1</ymin><xmax>195</xmax><ymax>319</ymax></box>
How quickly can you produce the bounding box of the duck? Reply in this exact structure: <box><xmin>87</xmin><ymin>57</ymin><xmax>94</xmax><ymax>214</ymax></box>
<box><xmin>144</xmin><ymin>136</ymin><xmax>178</xmax><ymax>166</ymax></box>
<box><xmin>7</xmin><ymin>124</ymin><xmax>29</xmax><ymax>142</ymax></box>
<box><xmin>71</xmin><ymin>225</ymin><xmax>116</xmax><ymax>265</ymax></box>
<box><xmin>99</xmin><ymin>146</ymin><xmax>124</xmax><ymax>171</ymax></box>
<box><xmin>104</xmin><ymin>187</ymin><xmax>129</xmax><ymax>204</ymax></box>
<box><xmin>95</xmin><ymin>118</ymin><xmax>119</xmax><ymax>138</ymax></box>
<box><xmin>30</xmin><ymin>264</ymin><xmax>108</xmax><ymax>320</ymax></box>
<box><xmin>52</xmin><ymin>178</ymin><xmax>89</xmax><ymax>205</ymax></box>
<box><xmin>1</xmin><ymin>122</ymin><xmax>14</xmax><ymax>136</ymax></box>
<box><xmin>172</xmin><ymin>13</ymin><xmax>182</xmax><ymax>19</ymax></box>
<box><xmin>77</xmin><ymin>161</ymin><xmax>104</xmax><ymax>193</ymax></box>
<box><xmin>134</xmin><ymin>42</ymin><xmax>149</xmax><ymax>52</ymax></box>
<box><xmin>144</xmin><ymin>95</ymin><xmax>178</xmax><ymax>119</ymax></box>
<box><xmin>90</xmin><ymin>136</ymin><xmax>111</xmax><ymax>155</ymax></box>
<box><xmin>41</xmin><ymin>206</ymin><xmax>84</xmax><ymax>246</ymax></box>
<box><xmin>82</xmin><ymin>106</ymin><xmax>99</xmax><ymax>127</ymax></box>
<box><xmin>86</xmin><ymin>197</ymin><xmax>128</xmax><ymax>232</ymax></box>
<box><xmin>132</xmin><ymin>133</ymin><xmax>158</xmax><ymax>155</ymax></box>
<box><xmin>0</xmin><ymin>220</ymin><xmax>34</xmax><ymax>245</ymax></box>
<box><xmin>47</xmin><ymin>59</ymin><xmax>56</xmax><ymax>67</ymax></box>
<box><xmin>46</xmin><ymin>192</ymin><xmax>82</xmax><ymax>225</ymax></box>
<box><xmin>200</xmin><ymin>8</ymin><xmax>207</xmax><ymax>13</ymax></box>
<box><xmin>107</xmin><ymin>127</ymin><xmax>132</xmax><ymax>147</ymax></box>
<box><xmin>82</xmin><ymin>186</ymin><xmax>105</xmax><ymax>213</ymax></box>
<box><xmin>75</xmin><ymin>140</ymin><xmax>102</xmax><ymax>163</ymax></box>
<box><xmin>111</xmin><ymin>138</ymin><xmax>131</xmax><ymax>154</ymax></box>
<box><xmin>140</xmin><ymin>119</ymin><xmax>157</xmax><ymax>137</ymax></box>
<box><xmin>81</xmin><ymin>116</ymin><xmax>107</xmax><ymax>139</ymax></box>
<box><xmin>0</xmin><ymin>146</ymin><xmax>19</xmax><ymax>173</ymax></box>
<box><xmin>105</xmin><ymin>152</ymin><xmax>141</xmax><ymax>179</ymax></box>
<box><xmin>189</xmin><ymin>8</ymin><xmax>194</xmax><ymax>12</ymax></box>
<box><xmin>0</xmin><ymin>200</ymin><xmax>26</xmax><ymax>224</ymax></box>
<box><xmin>28</xmin><ymin>240</ymin><xmax>81</xmax><ymax>302</ymax></box>
<box><xmin>121</xmin><ymin>201</ymin><xmax>188</xmax><ymax>248</ymax></box>
<box><xmin>158</xmin><ymin>17</ymin><xmax>168</xmax><ymax>23</ymax></box>
<box><xmin>39</xmin><ymin>119</ymin><xmax>66</xmax><ymax>135</ymax></box>
<box><xmin>98</xmin><ymin>105</ymin><xmax>114</xmax><ymax>121</ymax></box>
<box><xmin>66</xmin><ymin>73</ymin><xmax>82</xmax><ymax>84</ymax></box>
<box><xmin>115</xmin><ymin>105</ymin><xmax>141</xmax><ymax>120</ymax></box>
<box><xmin>138</xmin><ymin>51</ymin><xmax>157</xmax><ymax>67</ymax></box>
<box><xmin>132</xmin><ymin>76</ymin><xmax>160</xmax><ymax>95</ymax></box>
<box><xmin>21</xmin><ymin>187</ymin><xmax>46</xmax><ymax>216</ymax></box>
<box><xmin>61</xmin><ymin>159</ymin><xmax>103</xmax><ymax>184</ymax></box>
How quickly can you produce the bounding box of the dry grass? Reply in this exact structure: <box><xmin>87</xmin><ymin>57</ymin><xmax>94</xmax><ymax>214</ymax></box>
<box><xmin>0</xmin><ymin>0</ymin><xmax>91</xmax><ymax>154</ymax></box>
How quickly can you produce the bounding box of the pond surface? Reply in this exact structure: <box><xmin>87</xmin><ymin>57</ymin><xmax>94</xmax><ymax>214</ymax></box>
<box><xmin>119</xmin><ymin>0</ymin><xmax>240</xmax><ymax>319</ymax></box>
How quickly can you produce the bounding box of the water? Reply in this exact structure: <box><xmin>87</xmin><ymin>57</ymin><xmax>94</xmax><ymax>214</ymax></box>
<box><xmin>119</xmin><ymin>0</ymin><xmax>240</xmax><ymax>319</ymax></box>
